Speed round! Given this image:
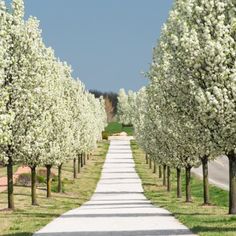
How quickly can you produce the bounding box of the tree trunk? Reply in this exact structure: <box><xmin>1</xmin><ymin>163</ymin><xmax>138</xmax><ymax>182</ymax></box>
<box><xmin>31</xmin><ymin>166</ymin><xmax>38</xmax><ymax>205</ymax></box>
<box><xmin>185</xmin><ymin>166</ymin><xmax>192</xmax><ymax>202</ymax></box>
<box><xmin>145</xmin><ymin>154</ymin><xmax>148</xmax><ymax>164</ymax></box>
<box><xmin>58</xmin><ymin>164</ymin><xmax>63</xmax><ymax>193</ymax></box>
<box><xmin>163</xmin><ymin>165</ymin><xmax>167</xmax><ymax>186</ymax></box>
<box><xmin>87</xmin><ymin>153</ymin><xmax>89</xmax><ymax>160</ymax></box>
<box><xmin>78</xmin><ymin>155</ymin><xmax>81</xmax><ymax>173</ymax></box>
<box><xmin>177</xmin><ymin>168</ymin><xmax>182</xmax><ymax>198</ymax></box>
<box><xmin>46</xmin><ymin>165</ymin><xmax>52</xmax><ymax>198</ymax></box>
<box><xmin>83</xmin><ymin>153</ymin><xmax>86</xmax><ymax>166</ymax></box>
<box><xmin>73</xmin><ymin>158</ymin><xmax>77</xmax><ymax>179</ymax></box>
<box><xmin>81</xmin><ymin>154</ymin><xmax>84</xmax><ymax>168</ymax></box>
<box><xmin>228</xmin><ymin>151</ymin><xmax>236</xmax><ymax>214</ymax></box>
<box><xmin>201</xmin><ymin>156</ymin><xmax>210</xmax><ymax>205</ymax></box>
<box><xmin>159</xmin><ymin>165</ymin><xmax>162</xmax><ymax>178</ymax></box>
<box><xmin>167</xmin><ymin>166</ymin><xmax>171</xmax><ymax>192</ymax></box>
<box><xmin>149</xmin><ymin>158</ymin><xmax>152</xmax><ymax>169</ymax></box>
<box><xmin>7</xmin><ymin>156</ymin><xmax>14</xmax><ymax>209</ymax></box>
<box><xmin>153</xmin><ymin>161</ymin><xmax>157</xmax><ymax>174</ymax></box>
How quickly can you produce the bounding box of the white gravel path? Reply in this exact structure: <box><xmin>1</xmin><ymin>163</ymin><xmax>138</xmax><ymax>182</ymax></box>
<box><xmin>34</xmin><ymin>139</ymin><xmax>196</xmax><ymax>236</ymax></box>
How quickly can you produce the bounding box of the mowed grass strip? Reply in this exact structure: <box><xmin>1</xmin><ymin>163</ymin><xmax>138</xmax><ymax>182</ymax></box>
<box><xmin>0</xmin><ymin>140</ymin><xmax>109</xmax><ymax>236</ymax></box>
<box><xmin>105</xmin><ymin>122</ymin><xmax>133</xmax><ymax>136</ymax></box>
<box><xmin>131</xmin><ymin>141</ymin><xmax>236</xmax><ymax>236</ymax></box>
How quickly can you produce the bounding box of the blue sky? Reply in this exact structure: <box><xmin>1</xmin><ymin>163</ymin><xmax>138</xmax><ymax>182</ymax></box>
<box><xmin>9</xmin><ymin>0</ymin><xmax>173</xmax><ymax>92</ymax></box>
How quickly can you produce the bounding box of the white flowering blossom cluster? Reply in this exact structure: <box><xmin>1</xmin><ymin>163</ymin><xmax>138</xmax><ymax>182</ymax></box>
<box><xmin>0</xmin><ymin>0</ymin><xmax>107</xmax><ymax>208</ymax></box>
<box><xmin>119</xmin><ymin>0</ymin><xmax>236</xmax><ymax>214</ymax></box>
<box><xmin>117</xmin><ymin>89</ymin><xmax>136</xmax><ymax>126</ymax></box>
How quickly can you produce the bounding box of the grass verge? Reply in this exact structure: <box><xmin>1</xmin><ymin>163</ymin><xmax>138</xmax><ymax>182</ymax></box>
<box><xmin>105</xmin><ymin>122</ymin><xmax>133</xmax><ymax>136</ymax></box>
<box><xmin>131</xmin><ymin>140</ymin><xmax>236</xmax><ymax>236</ymax></box>
<box><xmin>0</xmin><ymin>140</ymin><xmax>109</xmax><ymax>236</ymax></box>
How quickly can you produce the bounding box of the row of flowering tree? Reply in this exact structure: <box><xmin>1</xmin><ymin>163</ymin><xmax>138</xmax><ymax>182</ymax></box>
<box><xmin>0</xmin><ymin>0</ymin><xmax>107</xmax><ymax>209</ymax></box>
<box><xmin>118</xmin><ymin>0</ymin><xmax>236</xmax><ymax>215</ymax></box>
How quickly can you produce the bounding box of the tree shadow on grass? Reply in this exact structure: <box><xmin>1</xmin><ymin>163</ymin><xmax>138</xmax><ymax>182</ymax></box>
<box><xmin>13</xmin><ymin>192</ymin><xmax>31</xmax><ymax>197</ymax></box>
<box><xmin>0</xmin><ymin>211</ymin><xmax>60</xmax><ymax>219</ymax></box>
<box><xmin>143</xmin><ymin>182</ymin><xmax>158</xmax><ymax>187</ymax></box>
<box><xmin>50</xmin><ymin>194</ymin><xmax>79</xmax><ymax>200</ymax></box>
<box><xmin>173</xmin><ymin>212</ymin><xmax>219</xmax><ymax>216</ymax></box>
<box><xmin>192</xmin><ymin>226</ymin><xmax>236</xmax><ymax>234</ymax></box>
<box><xmin>2</xmin><ymin>233</ymin><xmax>32</xmax><ymax>236</ymax></box>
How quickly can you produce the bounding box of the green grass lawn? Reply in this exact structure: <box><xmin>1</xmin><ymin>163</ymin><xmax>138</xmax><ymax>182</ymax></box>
<box><xmin>131</xmin><ymin>141</ymin><xmax>236</xmax><ymax>236</ymax></box>
<box><xmin>105</xmin><ymin>122</ymin><xmax>134</xmax><ymax>136</ymax></box>
<box><xmin>0</xmin><ymin>140</ymin><xmax>109</xmax><ymax>236</ymax></box>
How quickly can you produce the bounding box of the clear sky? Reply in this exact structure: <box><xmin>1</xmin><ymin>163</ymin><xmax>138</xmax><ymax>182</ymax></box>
<box><xmin>10</xmin><ymin>0</ymin><xmax>174</xmax><ymax>92</ymax></box>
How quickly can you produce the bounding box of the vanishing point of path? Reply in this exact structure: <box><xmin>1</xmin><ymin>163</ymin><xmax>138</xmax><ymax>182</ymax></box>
<box><xmin>35</xmin><ymin>138</ymin><xmax>196</xmax><ymax>236</ymax></box>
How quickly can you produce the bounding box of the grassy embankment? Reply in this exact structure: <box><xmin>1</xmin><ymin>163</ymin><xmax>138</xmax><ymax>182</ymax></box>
<box><xmin>131</xmin><ymin>140</ymin><xmax>236</xmax><ymax>236</ymax></box>
<box><xmin>0</xmin><ymin>140</ymin><xmax>109</xmax><ymax>236</ymax></box>
<box><xmin>104</xmin><ymin>122</ymin><xmax>133</xmax><ymax>136</ymax></box>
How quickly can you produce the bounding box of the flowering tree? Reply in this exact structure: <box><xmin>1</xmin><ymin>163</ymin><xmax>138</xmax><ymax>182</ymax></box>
<box><xmin>0</xmin><ymin>0</ymin><xmax>10</xmax><ymax>164</ymax></box>
<box><xmin>0</xmin><ymin>0</ymin><xmax>107</xmax><ymax>208</ymax></box>
<box><xmin>1</xmin><ymin>0</ymin><xmax>28</xmax><ymax>209</ymax></box>
<box><xmin>128</xmin><ymin>0</ymin><xmax>236</xmax><ymax>214</ymax></box>
<box><xmin>117</xmin><ymin>89</ymin><xmax>132</xmax><ymax>126</ymax></box>
<box><xmin>13</xmin><ymin>17</ymin><xmax>54</xmax><ymax>205</ymax></box>
<box><xmin>164</xmin><ymin>0</ymin><xmax>236</xmax><ymax>210</ymax></box>
<box><xmin>181</xmin><ymin>0</ymin><xmax>236</xmax><ymax>213</ymax></box>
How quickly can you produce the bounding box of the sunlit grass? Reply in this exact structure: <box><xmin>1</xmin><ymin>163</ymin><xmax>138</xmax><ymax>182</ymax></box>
<box><xmin>131</xmin><ymin>141</ymin><xmax>236</xmax><ymax>236</ymax></box>
<box><xmin>105</xmin><ymin>122</ymin><xmax>133</xmax><ymax>136</ymax></box>
<box><xmin>0</xmin><ymin>140</ymin><xmax>109</xmax><ymax>236</ymax></box>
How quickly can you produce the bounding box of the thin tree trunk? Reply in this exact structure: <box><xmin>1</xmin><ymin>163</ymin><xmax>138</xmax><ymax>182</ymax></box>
<box><xmin>159</xmin><ymin>165</ymin><xmax>162</xmax><ymax>178</ymax></box>
<box><xmin>202</xmin><ymin>156</ymin><xmax>210</xmax><ymax>205</ymax></box>
<box><xmin>46</xmin><ymin>165</ymin><xmax>52</xmax><ymax>198</ymax></box>
<box><xmin>73</xmin><ymin>158</ymin><xmax>77</xmax><ymax>179</ymax></box>
<box><xmin>167</xmin><ymin>166</ymin><xmax>171</xmax><ymax>192</ymax></box>
<box><xmin>153</xmin><ymin>161</ymin><xmax>157</xmax><ymax>173</ymax></box>
<box><xmin>149</xmin><ymin>158</ymin><xmax>152</xmax><ymax>169</ymax></box>
<box><xmin>228</xmin><ymin>151</ymin><xmax>236</xmax><ymax>214</ymax></box>
<box><xmin>78</xmin><ymin>155</ymin><xmax>81</xmax><ymax>173</ymax></box>
<box><xmin>31</xmin><ymin>166</ymin><xmax>38</xmax><ymax>205</ymax></box>
<box><xmin>81</xmin><ymin>154</ymin><xmax>84</xmax><ymax>168</ymax></box>
<box><xmin>87</xmin><ymin>153</ymin><xmax>89</xmax><ymax>160</ymax></box>
<box><xmin>177</xmin><ymin>168</ymin><xmax>182</xmax><ymax>198</ymax></box>
<box><xmin>185</xmin><ymin>166</ymin><xmax>192</xmax><ymax>202</ymax></box>
<box><xmin>58</xmin><ymin>164</ymin><xmax>63</xmax><ymax>193</ymax></box>
<box><xmin>145</xmin><ymin>154</ymin><xmax>148</xmax><ymax>164</ymax></box>
<box><xmin>83</xmin><ymin>153</ymin><xmax>86</xmax><ymax>166</ymax></box>
<box><xmin>163</xmin><ymin>165</ymin><xmax>167</xmax><ymax>186</ymax></box>
<box><xmin>7</xmin><ymin>156</ymin><xmax>14</xmax><ymax>209</ymax></box>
